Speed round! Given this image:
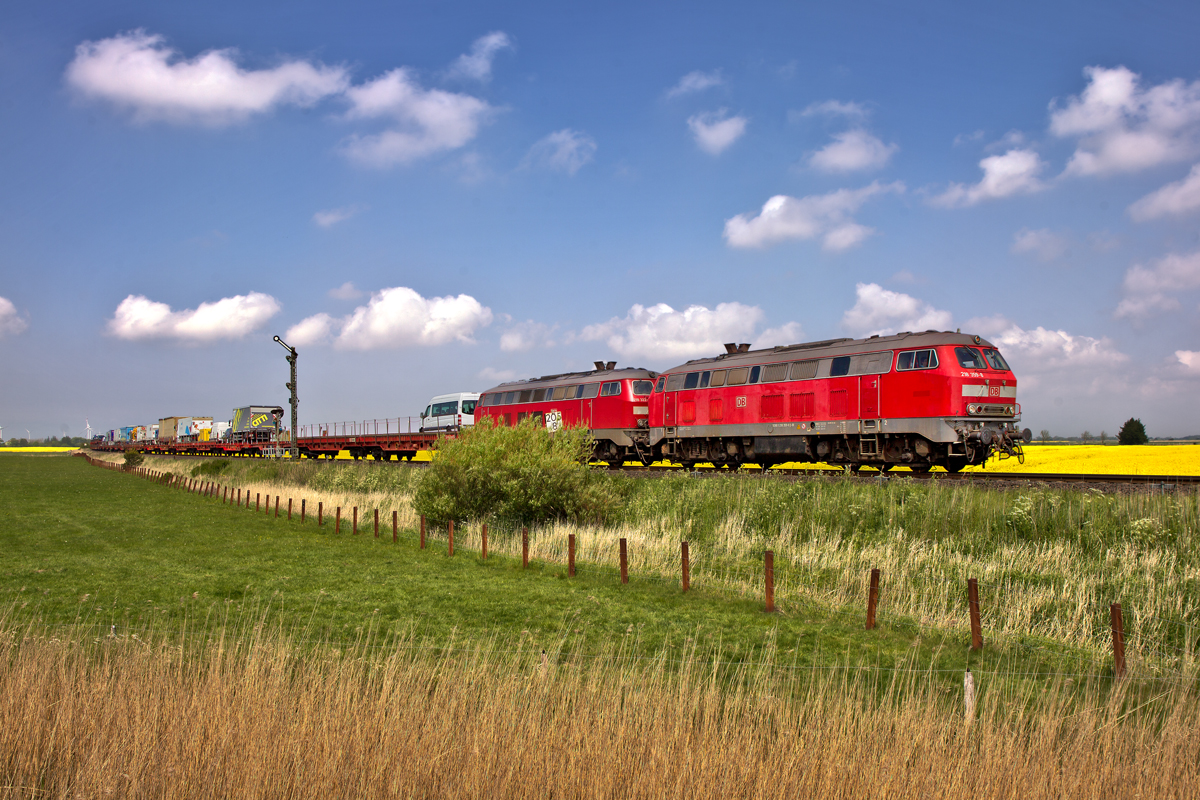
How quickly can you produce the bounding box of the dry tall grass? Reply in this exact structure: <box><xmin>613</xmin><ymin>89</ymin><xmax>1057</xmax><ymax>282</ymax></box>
<box><xmin>2</xmin><ymin>619</ymin><xmax>1196</xmax><ymax>799</ymax></box>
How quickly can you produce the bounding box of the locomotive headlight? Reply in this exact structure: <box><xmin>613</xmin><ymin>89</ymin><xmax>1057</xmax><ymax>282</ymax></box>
<box><xmin>967</xmin><ymin>404</ymin><xmax>978</xmax><ymax>414</ymax></box>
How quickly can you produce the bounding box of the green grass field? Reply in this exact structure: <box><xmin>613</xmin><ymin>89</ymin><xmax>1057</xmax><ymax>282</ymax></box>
<box><xmin>0</xmin><ymin>454</ymin><xmax>1113</xmax><ymax>684</ymax></box>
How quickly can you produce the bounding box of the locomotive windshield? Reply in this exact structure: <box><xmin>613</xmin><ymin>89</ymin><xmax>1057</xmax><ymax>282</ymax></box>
<box><xmin>981</xmin><ymin>348</ymin><xmax>1010</xmax><ymax>371</ymax></box>
<box><xmin>632</xmin><ymin>380</ymin><xmax>654</xmax><ymax>396</ymax></box>
<box><xmin>954</xmin><ymin>347</ymin><xmax>987</xmax><ymax>369</ymax></box>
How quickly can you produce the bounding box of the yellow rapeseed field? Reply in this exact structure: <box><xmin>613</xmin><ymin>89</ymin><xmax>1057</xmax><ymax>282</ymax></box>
<box><xmin>962</xmin><ymin>444</ymin><xmax>1200</xmax><ymax>475</ymax></box>
<box><xmin>0</xmin><ymin>447</ymin><xmax>79</xmax><ymax>453</ymax></box>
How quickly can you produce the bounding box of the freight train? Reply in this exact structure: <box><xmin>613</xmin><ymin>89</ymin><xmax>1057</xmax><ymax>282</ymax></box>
<box><xmin>94</xmin><ymin>329</ymin><xmax>1029</xmax><ymax>472</ymax></box>
<box><xmin>478</xmin><ymin>331</ymin><xmax>1031</xmax><ymax>472</ymax></box>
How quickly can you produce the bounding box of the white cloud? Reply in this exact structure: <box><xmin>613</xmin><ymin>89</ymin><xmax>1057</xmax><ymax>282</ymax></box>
<box><xmin>1128</xmin><ymin>163</ymin><xmax>1200</xmax><ymax>220</ymax></box>
<box><xmin>687</xmin><ymin>109</ymin><xmax>747</xmax><ymax>155</ymax></box>
<box><xmin>1114</xmin><ymin>250</ymin><xmax>1200</xmax><ymax>319</ymax></box>
<box><xmin>500</xmin><ymin>320</ymin><xmax>555</xmax><ymax>352</ymax></box>
<box><xmin>1050</xmin><ymin>66</ymin><xmax>1200</xmax><ymax>176</ymax></box>
<box><xmin>841</xmin><ymin>283</ymin><xmax>953</xmax><ymax>337</ymax></box>
<box><xmin>1011</xmin><ymin>228</ymin><xmax>1070</xmax><ymax>262</ymax></box>
<box><xmin>478</xmin><ymin>366</ymin><xmax>517</xmax><ymax>383</ymax></box>
<box><xmin>522</xmin><ymin>129</ymin><xmax>597</xmax><ymax>175</ymax></box>
<box><xmin>1176</xmin><ymin>350</ymin><xmax>1200</xmax><ymax>374</ymax></box>
<box><xmin>808</xmin><ymin>129</ymin><xmax>897</xmax><ymax>172</ymax></box>
<box><xmin>312</xmin><ymin>206</ymin><xmax>364</xmax><ymax>228</ymax></box>
<box><xmin>286</xmin><ymin>286</ymin><xmax>492</xmax><ymax>350</ymax></box>
<box><xmin>799</xmin><ymin>100</ymin><xmax>868</xmax><ymax>119</ymax></box>
<box><xmin>723</xmin><ymin>181</ymin><xmax>904</xmax><ymax>251</ymax></box>
<box><xmin>753</xmin><ymin>322</ymin><xmax>805</xmax><ymax>349</ymax></box>
<box><xmin>327</xmin><ymin>282</ymin><xmax>363</xmax><ymax>300</ymax></box>
<box><xmin>580</xmin><ymin>302</ymin><xmax>763</xmax><ymax>362</ymax></box>
<box><xmin>284</xmin><ymin>312</ymin><xmax>337</xmax><ymax>346</ymax></box>
<box><xmin>967</xmin><ymin>315</ymin><xmax>1128</xmax><ymax>394</ymax></box>
<box><xmin>107</xmin><ymin>292</ymin><xmax>280</xmax><ymax>343</ymax></box>
<box><xmin>666</xmin><ymin>70</ymin><xmax>723</xmax><ymax>98</ymax></box>
<box><xmin>341</xmin><ymin>68</ymin><xmax>493</xmax><ymax>167</ymax></box>
<box><xmin>0</xmin><ymin>296</ymin><xmax>28</xmax><ymax>337</ymax></box>
<box><xmin>953</xmin><ymin>130</ymin><xmax>985</xmax><ymax>146</ymax></box>
<box><xmin>446</xmin><ymin>32</ymin><xmax>512</xmax><ymax>82</ymax></box>
<box><xmin>65</xmin><ymin>30</ymin><xmax>348</xmax><ymax>125</ymax></box>
<box><xmin>930</xmin><ymin>149</ymin><xmax>1047</xmax><ymax>207</ymax></box>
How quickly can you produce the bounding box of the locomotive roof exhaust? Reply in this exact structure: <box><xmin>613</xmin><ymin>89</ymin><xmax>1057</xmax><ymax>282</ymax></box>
<box><xmin>723</xmin><ymin>343</ymin><xmax>737</xmax><ymax>354</ymax></box>
<box><xmin>606</xmin><ymin>361</ymin><xmax>616</xmax><ymax>370</ymax></box>
<box><xmin>593</xmin><ymin>361</ymin><xmax>618</xmax><ymax>371</ymax></box>
<box><xmin>737</xmin><ymin>343</ymin><xmax>750</xmax><ymax>352</ymax></box>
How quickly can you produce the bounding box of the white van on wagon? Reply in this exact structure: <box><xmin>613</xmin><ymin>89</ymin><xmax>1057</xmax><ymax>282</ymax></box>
<box><xmin>419</xmin><ymin>392</ymin><xmax>480</xmax><ymax>433</ymax></box>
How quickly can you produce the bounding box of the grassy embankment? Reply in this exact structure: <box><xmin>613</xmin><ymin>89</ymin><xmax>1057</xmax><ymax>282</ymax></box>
<box><xmin>4</xmin><ymin>453</ymin><xmax>1198</xmax><ymax>796</ymax></box>
<box><xmin>23</xmin><ymin>452</ymin><xmax>1200</xmax><ymax>675</ymax></box>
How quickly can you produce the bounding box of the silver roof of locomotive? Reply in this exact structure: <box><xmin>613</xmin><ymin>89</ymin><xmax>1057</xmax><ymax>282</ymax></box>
<box><xmin>482</xmin><ymin>366</ymin><xmax>657</xmax><ymax>394</ymax></box>
<box><xmin>663</xmin><ymin>330</ymin><xmax>998</xmax><ymax>373</ymax></box>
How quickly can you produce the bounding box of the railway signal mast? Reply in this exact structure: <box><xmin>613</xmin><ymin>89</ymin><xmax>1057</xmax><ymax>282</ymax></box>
<box><xmin>273</xmin><ymin>335</ymin><xmax>298</xmax><ymax>459</ymax></box>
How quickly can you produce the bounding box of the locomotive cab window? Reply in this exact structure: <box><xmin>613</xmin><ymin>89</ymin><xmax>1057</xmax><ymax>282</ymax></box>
<box><xmin>683</xmin><ymin>372</ymin><xmax>700</xmax><ymax>390</ymax></box>
<box><xmin>830</xmin><ymin>356</ymin><xmax>851</xmax><ymax>377</ymax></box>
<box><xmin>581</xmin><ymin>383</ymin><xmax>601</xmax><ymax>399</ymax></box>
<box><xmin>654</xmin><ymin>376</ymin><xmax>666</xmax><ymax>393</ymax></box>
<box><xmin>665</xmin><ymin>373</ymin><xmax>685</xmax><ymax>391</ymax></box>
<box><xmin>955</xmin><ymin>347</ymin><xmax>986</xmax><ymax>369</ymax></box>
<box><xmin>699</xmin><ymin>371</ymin><xmax>711</xmax><ymax>388</ymax></box>
<box><xmin>897</xmin><ymin>349</ymin><xmax>938</xmax><ymax>370</ymax></box>
<box><xmin>982</xmin><ymin>349</ymin><xmax>1010</xmax><ymax>371</ymax></box>
<box><xmin>600</xmin><ymin>381</ymin><xmax>621</xmax><ymax>397</ymax></box>
<box><xmin>632</xmin><ymin>380</ymin><xmax>654</xmax><ymax>396</ymax></box>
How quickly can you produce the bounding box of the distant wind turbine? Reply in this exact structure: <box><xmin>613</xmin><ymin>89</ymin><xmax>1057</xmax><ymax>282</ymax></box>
<box><xmin>85</xmin><ymin>418</ymin><xmax>93</xmax><ymax>439</ymax></box>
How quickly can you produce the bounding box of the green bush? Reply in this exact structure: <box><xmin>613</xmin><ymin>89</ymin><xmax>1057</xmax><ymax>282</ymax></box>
<box><xmin>412</xmin><ymin>417</ymin><xmax>617</xmax><ymax>524</ymax></box>
<box><xmin>191</xmin><ymin>459</ymin><xmax>231</xmax><ymax>478</ymax></box>
<box><xmin>1117</xmin><ymin>417</ymin><xmax>1148</xmax><ymax>445</ymax></box>
<box><xmin>123</xmin><ymin>449</ymin><xmax>144</xmax><ymax>469</ymax></box>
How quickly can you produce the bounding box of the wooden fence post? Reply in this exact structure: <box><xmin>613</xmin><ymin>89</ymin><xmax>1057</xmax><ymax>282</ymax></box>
<box><xmin>237</xmin><ymin>488</ymin><xmax>242</xmax><ymax>506</ymax></box>
<box><xmin>301</xmin><ymin>499</ymin><xmax>306</xmax><ymax>523</ymax></box>
<box><xmin>482</xmin><ymin>523</ymin><xmax>489</xmax><ymax>560</ymax></box>
<box><xmin>522</xmin><ymin>527</ymin><xmax>529</xmax><ymax>569</ymax></box>
<box><xmin>353</xmin><ymin>507</ymin><xmax>357</xmax><ymax>535</ymax></box>
<box><xmin>680</xmin><ymin>541</ymin><xmax>690</xmax><ymax>592</ymax></box>
<box><xmin>448</xmin><ymin>520</ymin><xmax>454</xmax><ymax>556</ymax></box>
<box><xmin>318</xmin><ymin>502</ymin><xmax>323</xmax><ymax>527</ymax></box>
<box><xmin>765</xmin><ymin>550</ymin><xmax>775</xmax><ymax>613</ymax></box>
<box><xmin>866</xmin><ymin>568</ymin><xmax>880</xmax><ymax>630</ymax></box>
<box><xmin>374</xmin><ymin>508</ymin><xmax>379</xmax><ymax>538</ymax></box>
<box><xmin>336</xmin><ymin>507</ymin><xmax>341</xmax><ymax>535</ymax></box>
<box><xmin>420</xmin><ymin>515</ymin><xmax>426</xmax><ymax>549</ymax></box>
<box><xmin>1111</xmin><ymin>603</ymin><xmax>1127</xmax><ymax>678</ymax></box>
<box><xmin>392</xmin><ymin>510</ymin><xmax>397</xmax><ymax>543</ymax></box>
<box><xmin>256</xmin><ymin>493</ymin><xmax>260</xmax><ymax>512</ymax></box>
<box><xmin>275</xmin><ymin>496</ymin><xmax>280</xmax><ymax>518</ymax></box>
<box><xmin>620</xmin><ymin>538</ymin><xmax>628</xmax><ymax>584</ymax></box>
<box><xmin>223</xmin><ymin>487</ymin><xmax>228</xmax><ymax>503</ymax></box>
<box><xmin>968</xmin><ymin>578</ymin><xmax>983</xmax><ymax>650</ymax></box>
<box><xmin>567</xmin><ymin>533</ymin><xmax>575</xmax><ymax>577</ymax></box>
<box><xmin>288</xmin><ymin>499</ymin><xmax>292</xmax><ymax>521</ymax></box>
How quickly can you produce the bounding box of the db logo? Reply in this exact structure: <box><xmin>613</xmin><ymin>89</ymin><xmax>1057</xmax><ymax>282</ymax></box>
<box><xmin>988</xmin><ymin>386</ymin><xmax>1001</xmax><ymax>397</ymax></box>
<box><xmin>735</xmin><ymin>396</ymin><xmax>747</xmax><ymax>408</ymax></box>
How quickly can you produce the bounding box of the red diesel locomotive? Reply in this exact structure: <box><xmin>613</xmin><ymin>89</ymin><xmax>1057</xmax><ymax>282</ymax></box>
<box><xmin>477</xmin><ymin>363</ymin><xmax>658</xmax><ymax>467</ymax></box>
<box><xmin>649</xmin><ymin>330</ymin><xmax>1030</xmax><ymax>472</ymax></box>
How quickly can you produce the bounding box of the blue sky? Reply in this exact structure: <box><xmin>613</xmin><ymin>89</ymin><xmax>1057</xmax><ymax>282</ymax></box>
<box><xmin>2</xmin><ymin>0</ymin><xmax>1200</xmax><ymax>439</ymax></box>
